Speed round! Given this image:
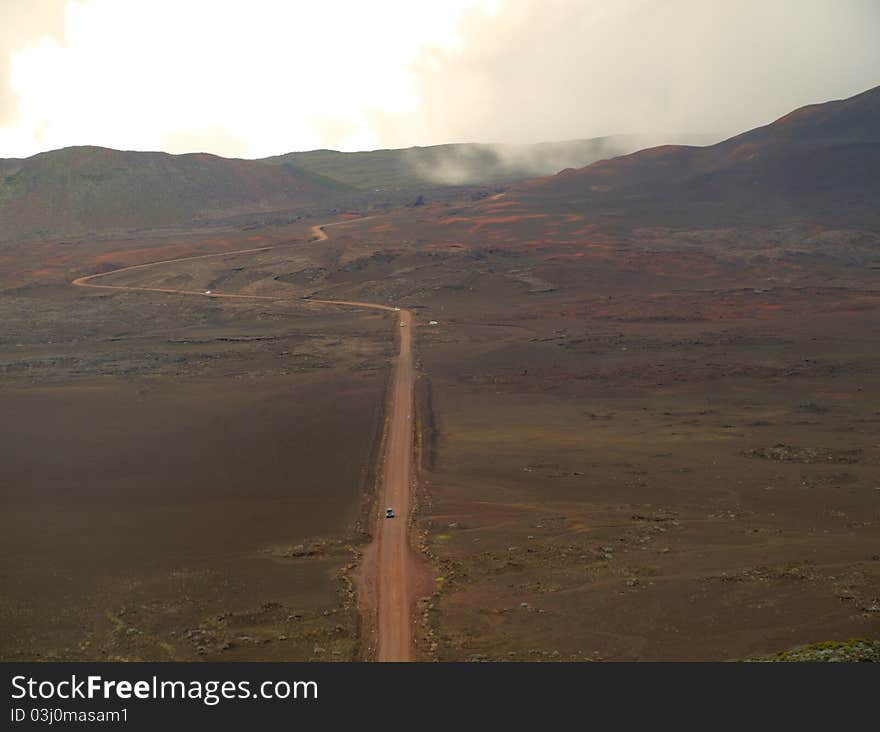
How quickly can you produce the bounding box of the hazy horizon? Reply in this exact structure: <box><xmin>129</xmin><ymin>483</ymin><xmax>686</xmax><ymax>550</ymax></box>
<box><xmin>2</xmin><ymin>130</ymin><xmax>727</xmax><ymax>161</ymax></box>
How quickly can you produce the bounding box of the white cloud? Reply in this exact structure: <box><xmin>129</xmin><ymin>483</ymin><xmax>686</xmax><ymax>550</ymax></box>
<box><xmin>1</xmin><ymin>0</ymin><xmax>498</xmax><ymax>157</ymax></box>
<box><xmin>374</xmin><ymin>0</ymin><xmax>880</xmax><ymax>147</ymax></box>
<box><xmin>0</xmin><ymin>0</ymin><xmax>68</xmax><ymax>128</ymax></box>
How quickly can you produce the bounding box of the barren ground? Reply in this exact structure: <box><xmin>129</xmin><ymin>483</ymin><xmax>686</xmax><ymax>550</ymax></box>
<box><xmin>334</xmin><ymin>205</ymin><xmax>880</xmax><ymax>660</ymax></box>
<box><xmin>1</xmin><ymin>222</ymin><xmax>392</xmax><ymax>660</ymax></box>
<box><xmin>2</xmin><ymin>201</ymin><xmax>878</xmax><ymax>661</ymax></box>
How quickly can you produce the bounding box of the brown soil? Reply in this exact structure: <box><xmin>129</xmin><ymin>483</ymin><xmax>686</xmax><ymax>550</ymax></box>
<box><xmin>324</xmin><ymin>205</ymin><xmax>880</xmax><ymax>661</ymax></box>
<box><xmin>48</xmin><ymin>217</ymin><xmax>431</xmax><ymax>662</ymax></box>
<box><xmin>1</xmin><ymin>221</ymin><xmax>395</xmax><ymax>661</ymax></box>
<box><xmin>3</xmin><ymin>196</ymin><xmax>878</xmax><ymax>662</ymax></box>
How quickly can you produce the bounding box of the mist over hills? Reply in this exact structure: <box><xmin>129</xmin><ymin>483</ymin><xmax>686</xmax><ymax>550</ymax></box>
<box><xmin>261</xmin><ymin>134</ymin><xmax>716</xmax><ymax>190</ymax></box>
<box><xmin>0</xmin><ymin>134</ymin><xmax>710</xmax><ymax>242</ymax></box>
<box><xmin>1</xmin><ymin>84</ymin><xmax>877</xmax><ymax>242</ymax></box>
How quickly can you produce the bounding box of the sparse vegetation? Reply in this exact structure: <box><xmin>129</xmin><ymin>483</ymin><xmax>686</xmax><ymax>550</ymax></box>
<box><xmin>747</xmin><ymin>639</ymin><xmax>880</xmax><ymax>662</ymax></box>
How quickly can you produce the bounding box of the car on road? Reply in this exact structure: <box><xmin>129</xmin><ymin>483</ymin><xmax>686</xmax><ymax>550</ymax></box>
<box><xmin>385</xmin><ymin>508</ymin><xmax>395</xmax><ymax>518</ymax></box>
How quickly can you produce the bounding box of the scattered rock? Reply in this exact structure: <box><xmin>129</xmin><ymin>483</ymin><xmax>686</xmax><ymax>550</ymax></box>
<box><xmin>743</xmin><ymin>444</ymin><xmax>863</xmax><ymax>464</ymax></box>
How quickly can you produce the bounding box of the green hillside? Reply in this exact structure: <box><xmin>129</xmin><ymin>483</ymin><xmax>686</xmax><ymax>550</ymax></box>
<box><xmin>0</xmin><ymin>146</ymin><xmax>349</xmax><ymax>241</ymax></box>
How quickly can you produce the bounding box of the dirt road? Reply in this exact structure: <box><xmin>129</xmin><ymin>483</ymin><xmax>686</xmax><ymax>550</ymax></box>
<box><xmin>72</xmin><ymin>220</ymin><xmax>421</xmax><ymax>661</ymax></box>
<box><xmin>308</xmin><ymin>223</ymin><xmax>421</xmax><ymax>661</ymax></box>
<box><xmin>351</xmin><ymin>305</ymin><xmax>417</xmax><ymax>662</ymax></box>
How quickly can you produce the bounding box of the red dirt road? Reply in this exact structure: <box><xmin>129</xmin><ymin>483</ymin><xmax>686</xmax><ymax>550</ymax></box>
<box><xmin>355</xmin><ymin>305</ymin><xmax>418</xmax><ymax>662</ymax></box>
<box><xmin>309</xmin><ymin>223</ymin><xmax>421</xmax><ymax>661</ymax></box>
<box><xmin>72</xmin><ymin>221</ymin><xmax>422</xmax><ymax>661</ymax></box>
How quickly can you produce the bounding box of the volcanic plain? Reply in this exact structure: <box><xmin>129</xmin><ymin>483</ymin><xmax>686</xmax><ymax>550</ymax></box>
<box><xmin>330</xmin><ymin>201</ymin><xmax>880</xmax><ymax>661</ymax></box>
<box><xmin>1</xmin><ymin>221</ymin><xmax>395</xmax><ymax>661</ymax></box>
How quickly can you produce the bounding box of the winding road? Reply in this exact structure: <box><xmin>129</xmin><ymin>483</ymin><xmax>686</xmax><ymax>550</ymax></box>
<box><xmin>72</xmin><ymin>220</ymin><xmax>419</xmax><ymax>661</ymax></box>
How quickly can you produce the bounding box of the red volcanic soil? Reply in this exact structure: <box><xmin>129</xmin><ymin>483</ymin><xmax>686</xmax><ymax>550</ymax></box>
<box><xmin>0</xmin><ymin>227</ymin><xmax>304</xmax><ymax>291</ymax></box>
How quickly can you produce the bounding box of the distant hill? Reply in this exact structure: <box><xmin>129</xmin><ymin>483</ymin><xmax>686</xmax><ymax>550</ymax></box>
<box><xmin>261</xmin><ymin>135</ymin><xmax>716</xmax><ymax>191</ymax></box>
<box><xmin>0</xmin><ymin>134</ymin><xmax>721</xmax><ymax>242</ymax></box>
<box><xmin>508</xmin><ymin>85</ymin><xmax>880</xmax><ymax>228</ymax></box>
<box><xmin>4</xmin><ymin>81</ymin><xmax>874</xmax><ymax>242</ymax></box>
<box><xmin>0</xmin><ymin>146</ymin><xmax>351</xmax><ymax>242</ymax></box>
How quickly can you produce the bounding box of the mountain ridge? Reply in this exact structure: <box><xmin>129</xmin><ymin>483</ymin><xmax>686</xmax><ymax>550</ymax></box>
<box><xmin>508</xmin><ymin>84</ymin><xmax>880</xmax><ymax>228</ymax></box>
<box><xmin>0</xmin><ymin>145</ymin><xmax>352</xmax><ymax>242</ymax></box>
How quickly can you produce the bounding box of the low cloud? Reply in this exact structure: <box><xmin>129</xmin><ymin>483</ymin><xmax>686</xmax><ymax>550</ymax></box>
<box><xmin>406</xmin><ymin>133</ymin><xmax>717</xmax><ymax>185</ymax></box>
<box><xmin>0</xmin><ymin>0</ymin><xmax>69</xmax><ymax>127</ymax></box>
<box><xmin>161</xmin><ymin>127</ymin><xmax>250</xmax><ymax>158</ymax></box>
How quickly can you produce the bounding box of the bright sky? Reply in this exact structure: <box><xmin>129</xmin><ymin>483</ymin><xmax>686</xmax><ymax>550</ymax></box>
<box><xmin>1</xmin><ymin>0</ymin><xmax>877</xmax><ymax>160</ymax></box>
<box><xmin>1</xmin><ymin>0</ymin><xmax>499</xmax><ymax>158</ymax></box>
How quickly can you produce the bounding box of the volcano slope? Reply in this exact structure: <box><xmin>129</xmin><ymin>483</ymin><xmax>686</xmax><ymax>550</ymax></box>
<box><xmin>510</xmin><ymin>84</ymin><xmax>880</xmax><ymax>231</ymax></box>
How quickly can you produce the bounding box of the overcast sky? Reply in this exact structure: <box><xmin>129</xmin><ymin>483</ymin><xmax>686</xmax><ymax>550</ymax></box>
<box><xmin>1</xmin><ymin>0</ymin><xmax>878</xmax><ymax>159</ymax></box>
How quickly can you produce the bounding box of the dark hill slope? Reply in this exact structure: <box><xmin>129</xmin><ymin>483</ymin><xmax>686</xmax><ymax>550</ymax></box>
<box><xmin>511</xmin><ymin>85</ymin><xmax>880</xmax><ymax>228</ymax></box>
<box><xmin>0</xmin><ymin>146</ymin><xmax>349</xmax><ymax>241</ymax></box>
